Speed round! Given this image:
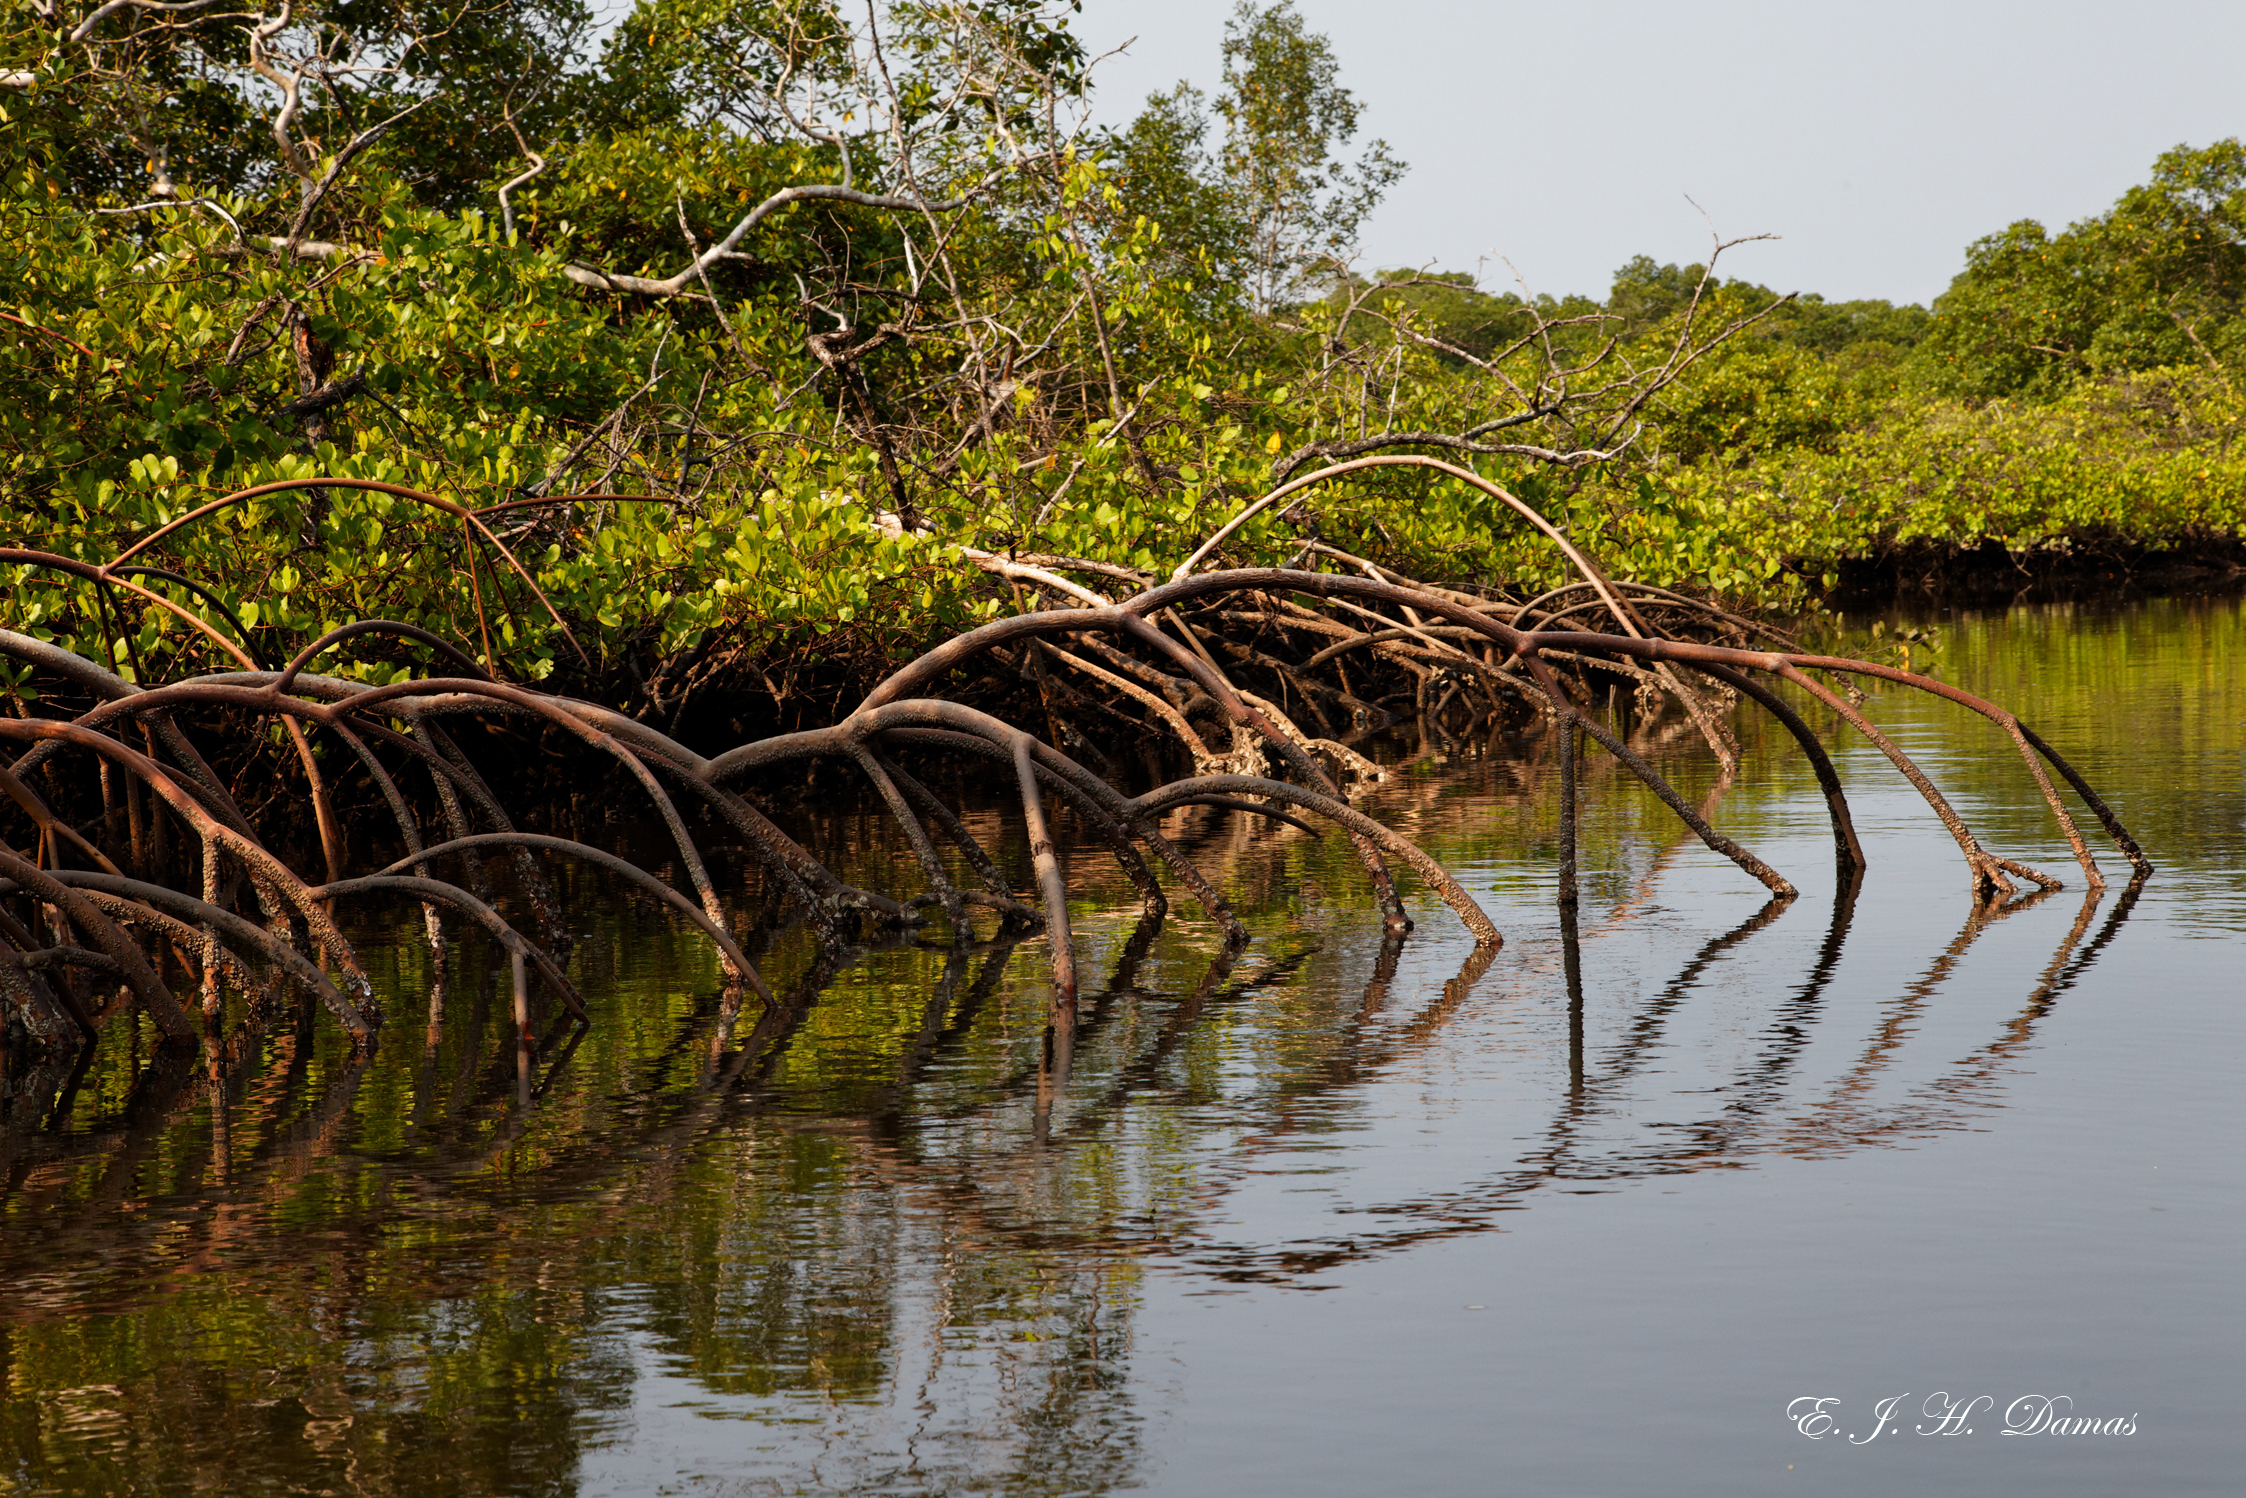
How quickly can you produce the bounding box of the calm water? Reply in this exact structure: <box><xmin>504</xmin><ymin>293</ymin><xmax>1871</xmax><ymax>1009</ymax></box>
<box><xmin>2</xmin><ymin>592</ymin><xmax>2240</xmax><ymax>1496</ymax></box>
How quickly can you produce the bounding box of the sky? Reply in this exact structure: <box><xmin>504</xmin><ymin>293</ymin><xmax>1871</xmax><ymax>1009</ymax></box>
<box><xmin>1074</xmin><ymin>0</ymin><xmax>2246</xmax><ymax>308</ymax></box>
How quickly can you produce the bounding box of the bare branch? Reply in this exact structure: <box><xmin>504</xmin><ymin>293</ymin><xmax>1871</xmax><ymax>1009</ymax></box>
<box><xmin>1270</xmin><ymin>427</ymin><xmax>1623</xmax><ymax>483</ymax></box>
<box><xmin>245</xmin><ymin>4</ymin><xmax>313</xmax><ymax>182</ymax></box>
<box><xmin>525</xmin><ymin>328</ymin><xmax>670</xmax><ymax>496</ymax></box>
<box><xmin>284</xmin><ymin>95</ymin><xmax>431</xmax><ymax>253</ymax></box>
<box><xmin>279</xmin><ymin>370</ymin><xmax>367</xmax><ymax>419</ymax></box>
<box><xmin>95</xmin><ymin>195</ymin><xmax>244</xmax><ymax>241</ymax></box>
<box><xmin>496</xmin><ymin>102</ymin><xmax>547</xmax><ymax>242</ymax></box>
<box><xmin>68</xmin><ymin>0</ymin><xmax>226</xmax><ymax>44</ymax></box>
<box><xmin>563</xmin><ymin>182</ymin><xmax>980</xmax><ymax>299</ymax></box>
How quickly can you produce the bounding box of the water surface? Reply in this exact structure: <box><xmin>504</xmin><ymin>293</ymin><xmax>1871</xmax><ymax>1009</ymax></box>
<box><xmin>2</xmin><ymin>591</ymin><xmax>2240</xmax><ymax>1496</ymax></box>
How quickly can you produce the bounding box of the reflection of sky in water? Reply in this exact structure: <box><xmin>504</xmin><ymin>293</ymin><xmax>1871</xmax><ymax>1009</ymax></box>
<box><xmin>3</xmin><ymin>592</ymin><xmax>2240</xmax><ymax>1497</ymax></box>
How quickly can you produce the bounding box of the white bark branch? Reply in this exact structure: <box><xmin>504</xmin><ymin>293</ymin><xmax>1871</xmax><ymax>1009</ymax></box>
<box><xmin>496</xmin><ymin>106</ymin><xmax>546</xmax><ymax>242</ymax></box>
<box><xmin>871</xmin><ymin>511</ymin><xmax>1111</xmax><ymax>608</ymax></box>
<box><xmin>243</xmin><ymin>5</ymin><xmax>314</xmax><ymax>181</ymax></box>
<box><xmin>96</xmin><ymin>195</ymin><xmax>244</xmax><ymax>241</ymax></box>
<box><xmin>68</xmin><ymin>0</ymin><xmax>226</xmax><ymax>43</ymax></box>
<box><xmin>562</xmin><ymin>182</ymin><xmax>973</xmax><ymax>299</ymax></box>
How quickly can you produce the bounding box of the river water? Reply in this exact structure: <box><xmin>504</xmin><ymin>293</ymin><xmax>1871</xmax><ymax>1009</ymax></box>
<box><xmin>2</xmin><ymin>590</ymin><xmax>2240</xmax><ymax>1496</ymax></box>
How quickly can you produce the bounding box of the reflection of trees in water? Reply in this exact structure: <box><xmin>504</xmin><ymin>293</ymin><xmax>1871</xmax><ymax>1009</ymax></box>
<box><xmin>1777</xmin><ymin>873</ymin><xmax>2141</xmax><ymax>1157</ymax></box>
<box><xmin>0</xmin><ymin>955</ymin><xmax>636</xmax><ymax>1493</ymax></box>
<box><xmin>1164</xmin><ymin>868</ymin><xmax>2147</xmax><ymax>1283</ymax></box>
<box><xmin>0</xmin><ymin>914</ymin><xmax>1168</xmax><ymax>1494</ymax></box>
<box><xmin>0</xmin><ymin>790</ymin><xmax>2149</xmax><ymax>1492</ymax></box>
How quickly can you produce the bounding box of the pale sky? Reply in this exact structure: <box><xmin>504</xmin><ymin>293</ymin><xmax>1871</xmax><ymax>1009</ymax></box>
<box><xmin>1078</xmin><ymin>0</ymin><xmax>2246</xmax><ymax>307</ymax></box>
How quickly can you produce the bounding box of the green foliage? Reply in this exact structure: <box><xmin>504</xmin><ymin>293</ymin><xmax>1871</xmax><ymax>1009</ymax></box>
<box><xmin>5</xmin><ymin>0</ymin><xmax>2242</xmax><ymax>708</ymax></box>
<box><xmin>1638</xmin><ymin>301</ymin><xmax>1920</xmax><ymax>469</ymax></box>
<box><xmin>1105</xmin><ymin>82</ymin><xmax>1242</xmax><ymax>290</ymax></box>
<box><xmin>1643</xmin><ymin>366</ymin><xmax>2246</xmax><ymax>593</ymax></box>
<box><xmin>1213</xmin><ymin>0</ymin><xmax>1404</xmax><ymax>311</ymax></box>
<box><xmin>1337</xmin><ymin>271</ymin><xmax>1544</xmax><ymax>364</ymax></box>
<box><xmin>1913</xmin><ymin>139</ymin><xmax>2246</xmax><ymax>397</ymax></box>
<box><xmin>1605</xmin><ymin>256</ymin><xmax>1931</xmax><ymax>357</ymax></box>
<box><xmin>593</xmin><ymin>0</ymin><xmax>851</xmax><ymax>136</ymax></box>
<box><xmin>0</xmin><ymin>136</ymin><xmax>986</xmax><ymax>683</ymax></box>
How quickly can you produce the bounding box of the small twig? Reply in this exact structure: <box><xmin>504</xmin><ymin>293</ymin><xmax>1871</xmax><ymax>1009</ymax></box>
<box><xmin>285</xmin><ymin>97</ymin><xmax>432</xmax><ymax>256</ymax></box>
<box><xmin>526</xmin><ymin>328</ymin><xmax>670</xmax><ymax>497</ymax></box>
<box><xmin>0</xmin><ymin>311</ymin><xmax>95</xmax><ymax>359</ymax></box>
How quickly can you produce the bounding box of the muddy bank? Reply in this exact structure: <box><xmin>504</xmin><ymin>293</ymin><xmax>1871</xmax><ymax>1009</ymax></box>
<box><xmin>1822</xmin><ymin>534</ymin><xmax>2246</xmax><ymax>608</ymax></box>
